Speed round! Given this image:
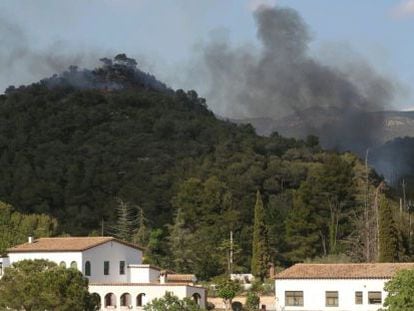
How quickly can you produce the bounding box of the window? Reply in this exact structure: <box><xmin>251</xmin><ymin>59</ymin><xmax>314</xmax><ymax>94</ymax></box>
<box><xmin>70</xmin><ymin>261</ymin><xmax>77</xmax><ymax>269</ymax></box>
<box><xmin>285</xmin><ymin>291</ymin><xmax>303</xmax><ymax>306</ymax></box>
<box><xmin>104</xmin><ymin>293</ymin><xmax>116</xmax><ymax>307</ymax></box>
<box><xmin>85</xmin><ymin>261</ymin><xmax>91</xmax><ymax>276</ymax></box>
<box><xmin>355</xmin><ymin>291</ymin><xmax>363</xmax><ymax>304</ymax></box>
<box><xmin>136</xmin><ymin>293</ymin><xmax>146</xmax><ymax>307</ymax></box>
<box><xmin>120</xmin><ymin>293</ymin><xmax>131</xmax><ymax>306</ymax></box>
<box><xmin>59</xmin><ymin>261</ymin><xmax>66</xmax><ymax>268</ymax></box>
<box><xmin>119</xmin><ymin>261</ymin><xmax>125</xmax><ymax>275</ymax></box>
<box><xmin>368</xmin><ymin>292</ymin><xmax>382</xmax><ymax>304</ymax></box>
<box><xmin>326</xmin><ymin>291</ymin><xmax>338</xmax><ymax>307</ymax></box>
<box><xmin>192</xmin><ymin>293</ymin><xmax>201</xmax><ymax>305</ymax></box>
<box><xmin>104</xmin><ymin>261</ymin><xmax>110</xmax><ymax>275</ymax></box>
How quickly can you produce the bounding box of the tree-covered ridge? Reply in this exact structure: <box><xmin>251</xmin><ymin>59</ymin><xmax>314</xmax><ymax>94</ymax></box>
<box><xmin>0</xmin><ymin>56</ymin><xmax>409</xmax><ymax>279</ymax></box>
<box><xmin>5</xmin><ymin>54</ymin><xmax>170</xmax><ymax>94</ymax></box>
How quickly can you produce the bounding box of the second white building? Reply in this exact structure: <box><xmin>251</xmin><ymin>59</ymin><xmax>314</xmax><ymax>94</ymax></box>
<box><xmin>274</xmin><ymin>262</ymin><xmax>414</xmax><ymax>311</ymax></box>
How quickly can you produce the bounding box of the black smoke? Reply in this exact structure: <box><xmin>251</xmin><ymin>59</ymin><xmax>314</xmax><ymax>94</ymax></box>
<box><xmin>189</xmin><ymin>6</ymin><xmax>397</xmax><ymax>153</ymax></box>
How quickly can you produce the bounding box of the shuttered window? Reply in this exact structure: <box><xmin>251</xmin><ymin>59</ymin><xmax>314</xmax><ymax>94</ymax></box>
<box><xmin>120</xmin><ymin>261</ymin><xmax>125</xmax><ymax>275</ymax></box>
<box><xmin>104</xmin><ymin>261</ymin><xmax>110</xmax><ymax>275</ymax></box>
<box><xmin>368</xmin><ymin>292</ymin><xmax>382</xmax><ymax>304</ymax></box>
<box><xmin>355</xmin><ymin>291</ymin><xmax>363</xmax><ymax>304</ymax></box>
<box><xmin>325</xmin><ymin>291</ymin><xmax>338</xmax><ymax>307</ymax></box>
<box><xmin>285</xmin><ymin>291</ymin><xmax>303</xmax><ymax>306</ymax></box>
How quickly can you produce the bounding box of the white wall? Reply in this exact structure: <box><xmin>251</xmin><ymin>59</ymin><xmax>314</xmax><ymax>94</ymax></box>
<box><xmin>275</xmin><ymin>278</ymin><xmax>387</xmax><ymax>311</ymax></box>
<box><xmin>89</xmin><ymin>284</ymin><xmax>206</xmax><ymax>310</ymax></box>
<box><xmin>8</xmin><ymin>251</ymin><xmax>83</xmax><ymax>271</ymax></box>
<box><xmin>0</xmin><ymin>257</ymin><xmax>10</xmax><ymax>277</ymax></box>
<box><xmin>128</xmin><ymin>265</ymin><xmax>160</xmax><ymax>283</ymax></box>
<box><xmin>82</xmin><ymin>241</ymin><xmax>143</xmax><ymax>283</ymax></box>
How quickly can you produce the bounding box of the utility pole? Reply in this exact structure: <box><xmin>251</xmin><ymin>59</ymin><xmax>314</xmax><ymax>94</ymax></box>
<box><xmin>101</xmin><ymin>218</ymin><xmax>105</xmax><ymax>236</ymax></box>
<box><xmin>364</xmin><ymin>149</ymin><xmax>370</xmax><ymax>262</ymax></box>
<box><xmin>229</xmin><ymin>231</ymin><xmax>233</xmax><ymax>275</ymax></box>
<box><xmin>402</xmin><ymin>180</ymin><xmax>411</xmax><ymax>251</ymax></box>
<box><xmin>403</xmin><ymin>179</ymin><xmax>407</xmax><ymax>213</ymax></box>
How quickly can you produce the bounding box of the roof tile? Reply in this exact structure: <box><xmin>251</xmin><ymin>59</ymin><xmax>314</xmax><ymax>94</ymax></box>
<box><xmin>275</xmin><ymin>263</ymin><xmax>414</xmax><ymax>279</ymax></box>
<box><xmin>7</xmin><ymin>237</ymin><xmax>143</xmax><ymax>252</ymax></box>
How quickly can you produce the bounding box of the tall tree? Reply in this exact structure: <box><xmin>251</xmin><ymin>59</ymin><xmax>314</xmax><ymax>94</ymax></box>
<box><xmin>168</xmin><ymin>209</ymin><xmax>194</xmax><ymax>272</ymax></box>
<box><xmin>251</xmin><ymin>190</ymin><xmax>270</xmax><ymax>281</ymax></box>
<box><xmin>111</xmin><ymin>199</ymin><xmax>135</xmax><ymax>242</ymax></box>
<box><xmin>378</xmin><ymin>196</ymin><xmax>399</xmax><ymax>262</ymax></box>
<box><xmin>133</xmin><ymin>207</ymin><xmax>149</xmax><ymax>246</ymax></box>
<box><xmin>285</xmin><ymin>189</ymin><xmax>320</xmax><ymax>262</ymax></box>
<box><xmin>0</xmin><ymin>201</ymin><xmax>57</xmax><ymax>255</ymax></box>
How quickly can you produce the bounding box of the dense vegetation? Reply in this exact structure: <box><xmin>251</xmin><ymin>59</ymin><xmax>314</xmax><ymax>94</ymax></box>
<box><xmin>0</xmin><ymin>259</ymin><xmax>99</xmax><ymax>310</ymax></box>
<box><xmin>143</xmin><ymin>292</ymin><xmax>203</xmax><ymax>311</ymax></box>
<box><xmin>383</xmin><ymin>269</ymin><xmax>414</xmax><ymax>310</ymax></box>
<box><xmin>0</xmin><ymin>55</ymin><xmax>411</xmax><ymax>279</ymax></box>
<box><xmin>0</xmin><ymin>201</ymin><xmax>57</xmax><ymax>254</ymax></box>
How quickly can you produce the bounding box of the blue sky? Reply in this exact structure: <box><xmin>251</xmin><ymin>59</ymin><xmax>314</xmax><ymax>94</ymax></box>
<box><xmin>0</xmin><ymin>0</ymin><xmax>413</xmax><ymax>109</ymax></box>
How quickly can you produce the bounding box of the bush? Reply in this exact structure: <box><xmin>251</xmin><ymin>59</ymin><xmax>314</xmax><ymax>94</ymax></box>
<box><xmin>245</xmin><ymin>291</ymin><xmax>260</xmax><ymax>311</ymax></box>
<box><xmin>144</xmin><ymin>292</ymin><xmax>204</xmax><ymax>311</ymax></box>
<box><xmin>206</xmin><ymin>302</ymin><xmax>215</xmax><ymax>310</ymax></box>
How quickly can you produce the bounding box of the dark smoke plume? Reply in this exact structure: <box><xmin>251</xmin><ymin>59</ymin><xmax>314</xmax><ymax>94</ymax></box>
<box><xmin>0</xmin><ymin>15</ymin><xmax>100</xmax><ymax>93</ymax></box>
<box><xmin>189</xmin><ymin>6</ymin><xmax>397</xmax><ymax>153</ymax></box>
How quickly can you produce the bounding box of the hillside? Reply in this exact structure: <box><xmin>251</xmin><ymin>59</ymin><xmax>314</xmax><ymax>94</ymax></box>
<box><xmin>234</xmin><ymin>108</ymin><xmax>414</xmax><ymax>185</ymax></box>
<box><xmin>235</xmin><ymin>108</ymin><xmax>414</xmax><ymax>149</ymax></box>
<box><xmin>0</xmin><ymin>55</ymin><xmax>410</xmax><ymax>278</ymax></box>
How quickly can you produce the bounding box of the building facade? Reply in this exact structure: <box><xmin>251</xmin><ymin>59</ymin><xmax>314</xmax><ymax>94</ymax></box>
<box><xmin>274</xmin><ymin>263</ymin><xmax>414</xmax><ymax>311</ymax></box>
<box><xmin>1</xmin><ymin>236</ymin><xmax>206</xmax><ymax>310</ymax></box>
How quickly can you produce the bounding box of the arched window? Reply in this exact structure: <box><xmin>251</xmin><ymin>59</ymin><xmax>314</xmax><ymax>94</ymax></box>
<box><xmin>104</xmin><ymin>293</ymin><xmax>116</xmax><ymax>307</ymax></box>
<box><xmin>70</xmin><ymin>261</ymin><xmax>77</xmax><ymax>269</ymax></box>
<box><xmin>91</xmin><ymin>293</ymin><xmax>101</xmax><ymax>309</ymax></box>
<box><xmin>192</xmin><ymin>293</ymin><xmax>201</xmax><ymax>305</ymax></box>
<box><xmin>59</xmin><ymin>261</ymin><xmax>66</xmax><ymax>268</ymax></box>
<box><xmin>85</xmin><ymin>261</ymin><xmax>91</xmax><ymax>276</ymax></box>
<box><xmin>120</xmin><ymin>293</ymin><xmax>132</xmax><ymax>307</ymax></box>
<box><xmin>136</xmin><ymin>293</ymin><xmax>146</xmax><ymax>307</ymax></box>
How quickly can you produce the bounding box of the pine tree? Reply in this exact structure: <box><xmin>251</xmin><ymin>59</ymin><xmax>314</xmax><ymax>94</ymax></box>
<box><xmin>112</xmin><ymin>199</ymin><xmax>135</xmax><ymax>242</ymax></box>
<box><xmin>168</xmin><ymin>209</ymin><xmax>194</xmax><ymax>272</ymax></box>
<box><xmin>251</xmin><ymin>190</ymin><xmax>270</xmax><ymax>281</ymax></box>
<box><xmin>133</xmin><ymin>207</ymin><xmax>149</xmax><ymax>246</ymax></box>
<box><xmin>285</xmin><ymin>201</ymin><xmax>320</xmax><ymax>262</ymax></box>
<box><xmin>379</xmin><ymin>196</ymin><xmax>399</xmax><ymax>262</ymax></box>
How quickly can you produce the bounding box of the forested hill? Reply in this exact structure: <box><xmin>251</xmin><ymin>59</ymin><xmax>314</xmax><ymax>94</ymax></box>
<box><xmin>0</xmin><ymin>55</ymin><xmax>408</xmax><ymax>279</ymax></box>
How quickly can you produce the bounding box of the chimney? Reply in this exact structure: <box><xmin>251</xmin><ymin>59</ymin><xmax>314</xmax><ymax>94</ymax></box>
<box><xmin>269</xmin><ymin>263</ymin><xmax>275</xmax><ymax>278</ymax></box>
<box><xmin>160</xmin><ymin>270</ymin><xmax>167</xmax><ymax>284</ymax></box>
<box><xmin>28</xmin><ymin>236</ymin><xmax>33</xmax><ymax>244</ymax></box>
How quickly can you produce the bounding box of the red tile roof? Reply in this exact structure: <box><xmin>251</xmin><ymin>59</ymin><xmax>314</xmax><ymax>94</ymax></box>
<box><xmin>7</xmin><ymin>237</ymin><xmax>144</xmax><ymax>253</ymax></box>
<box><xmin>275</xmin><ymin>263</ymin><xmax>414</xmax><ymax>279</ymax></box>
<box><xmin>167</xmin><ymin>274</ymin><xmax>196</xmax><ymax>282</ymax></box>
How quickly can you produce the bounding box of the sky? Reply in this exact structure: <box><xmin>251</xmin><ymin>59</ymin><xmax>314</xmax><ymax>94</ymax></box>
<box><xmin>0</xmin><ymin>0</ymin><xmax>413</xmax><ymax>111</ymax></box>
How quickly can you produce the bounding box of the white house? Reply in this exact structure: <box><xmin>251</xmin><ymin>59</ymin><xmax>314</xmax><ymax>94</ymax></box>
<box><xmin>1</xmin><ymin>236</ymin><xmax>206</xmax><ymax>310</ymax></box>
<box><xmin>274</xmin><ymin>263</ymin><xmax>414</xmax><ymax>311</ymax></box>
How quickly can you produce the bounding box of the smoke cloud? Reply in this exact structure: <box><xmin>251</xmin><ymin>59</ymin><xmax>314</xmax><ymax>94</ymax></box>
<box><xmin>186</xmin><ymin>6</ymin><xmax>398</xmax><ymax>153</ymax></box>
<box><xmin>0</xmin><ymin>15</ymin><xmax>100</xmax><ymax>93</ymax></box>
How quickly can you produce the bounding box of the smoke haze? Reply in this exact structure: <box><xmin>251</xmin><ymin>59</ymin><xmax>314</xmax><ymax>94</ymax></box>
<box><xmin>0</xmin><ymin>15</ymin><xmax>100</xmax><ymax>92</ymax></box>
<box><xmin>182</xmin><ymin>6</ymin><xmax>402</xmax><ymax>153</ymax></box>
<box><xmin>0</xmin><ymin>5</ymin><xmax>408</xmax><ymax>156</ymax></box>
